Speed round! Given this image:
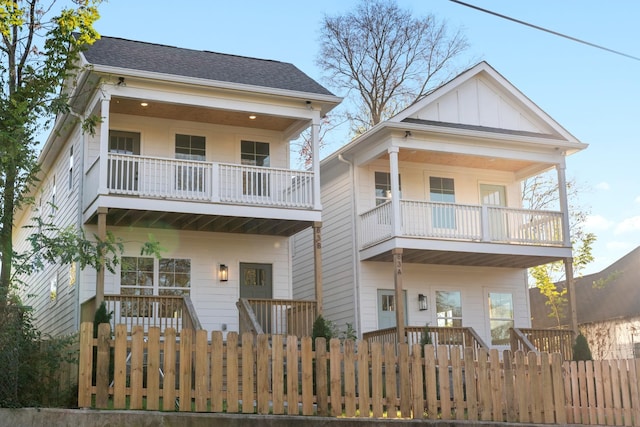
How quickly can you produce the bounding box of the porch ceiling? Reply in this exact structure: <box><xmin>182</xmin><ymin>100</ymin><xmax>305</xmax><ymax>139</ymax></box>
<box><xmin>363</xmin><ymin>248</ymin><xmax>562</xmax><ymax>268</ymax></box>
<box><xmin>381</xmin><ymin>150</ymin><xmax>536</xmax><ymax>172</ymax></box>
<box><xmin>110</xmin><ymin>96</ymin><xmax>297</xmax><ymax>132</ymax></box>
<box><xmin>86</xmin><ymin>208</ymin><xmax>311</xmax><ymax>237</ymax></box>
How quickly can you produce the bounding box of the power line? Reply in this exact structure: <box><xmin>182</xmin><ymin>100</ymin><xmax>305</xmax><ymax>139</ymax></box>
<box><xmin>450</xmin><ymin>0</ymin><xmax>640</xmax><ymax>62</ymax></box>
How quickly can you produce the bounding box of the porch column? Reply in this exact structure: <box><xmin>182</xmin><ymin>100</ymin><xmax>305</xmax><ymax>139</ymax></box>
<box><xmin>393</xmin><ymin>248</ymin><xmax>406</xmax><ymax>344</ymax></box>
<box><xmin>388</xmin><ymin>147</ymin><xmax>401</xmax><ymax>236</ymax></box>
<box><xmin>311</xmin><ymin>112</ymin><xmax>322</xmax><ymax>210</ymax></box>
<box><xmin>564</xmin><ymin>257</ymin><xmax>578</xmax><ymax>333</ymax></box>
<box><xmin>556</xmin><ymin>160</ymin><xmax>571</xmax><ymax>247</ymax></box>
<box><xmin>95</xmin><ymin>207</ymin><xmax>108</xmax><ymax>307</ymax></box>
<box><xmin>98</xmin><ymin>95</ymin><xmax>111</xmax><ymax>195</ymax></box>
<box><xmin>313</xmin><ymin>221</ymin><xmax>323</xmax><ymax>315</ymax></box>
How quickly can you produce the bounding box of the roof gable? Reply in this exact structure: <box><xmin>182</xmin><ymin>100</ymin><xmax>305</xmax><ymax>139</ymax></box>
<box><xmin>392</xmin><ymin>62</ymin><xmax>578</xmax><ymax>142</ymax></box>
<box><xmin>81</xmin><ymin>36</ymin><xmax>335</xmax><ymax>96</ymax></box>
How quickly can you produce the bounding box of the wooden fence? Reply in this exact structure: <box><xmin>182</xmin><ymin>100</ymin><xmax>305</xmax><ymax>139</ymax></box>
<box><xmin>78</xmin><ymin>322</ymin><xmax>640</xmax><ymax>424</ymax></box>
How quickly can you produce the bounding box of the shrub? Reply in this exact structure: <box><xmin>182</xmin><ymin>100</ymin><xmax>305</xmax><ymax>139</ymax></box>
<box><xmin>573</xmin><ymin>332</ymin><xmax>593</xmax><ymax>361</ymax></box>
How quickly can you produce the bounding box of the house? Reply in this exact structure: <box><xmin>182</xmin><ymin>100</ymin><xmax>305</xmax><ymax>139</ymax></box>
<box><xmin>293</xmin><ymin>61</ymin><xmax>587</xmax><ymax>349</ymax></box>
<box><xmin>13</xmin><ymin>36</ymin><xmax>341</xmax><ymax>337</ymax></box>
<box><xmin>530</xmin><ymin>246</ymin><xmax>640</xmax><ymax>359</ymax></box>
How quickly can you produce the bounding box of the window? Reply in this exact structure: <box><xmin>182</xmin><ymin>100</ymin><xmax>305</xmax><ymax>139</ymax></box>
<box><xmin>120</xmin><ymin>257</ymin><xmax>191</xmax><ymax>318</ymax></box>
<box><xmin>430</xmin><ymin>176</ymin><xmax>456</xmax><ymax>228</ymax></box>
<box><xmin>241</xmin><ymin>140</ymin><xmax>270</xmax><ymax>196</ymax></box>
<box><xmin>175</xmin><ymin>134</ymin><xmax>206</xmax><ymax>161</ymax></box>
<box><xmin>108</xmin><ymin>131</ymin><xmax>140</xmax><ymax>191</ymax></box>
<box><xmin>435</xmin><ymin>290</ymin><xmax>462</xmax><ymax>327</ymax></box>
<box><xmin>375</xmin><ymin>172</ymin><xmax>402</xmax><ymax>205</ymax></box>
<box><xmin>175</xmin><ymin>134</ymin><xmax>206</xmax><ymax>192</ymax></box>
<box><xmin>109</xmin><ymin>131</ymin><xmax>140</xmax><ymax>154</ymax></box>
<box><xmin>488</xmin><ymin>292</ymin><xmax>514</xmax><ymax>345</ymax></box>
<box><xmin>68</xmin><ymin>146</ymin><xmax>73</xmax><ymax>190</ymax></box>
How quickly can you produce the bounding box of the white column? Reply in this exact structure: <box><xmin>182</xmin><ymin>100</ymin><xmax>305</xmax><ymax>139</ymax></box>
<box><xmin>98</xmin><ymin>95</ymin><xmax>111</xmax><ymax>195</ymax></box>
<box><xmin>389</xmin><ymin>146</ymin><xmax>401</xmax><ymax>236</ymax></box>
<box><xmin>311</xmin><ymin>112</ymin><xmax>322</xmax><ymax>210</ymax></box>
<box><xmin>556</xmin><ymin>160</ymin><xmax>571</xmax><ymax>247</ymax></box>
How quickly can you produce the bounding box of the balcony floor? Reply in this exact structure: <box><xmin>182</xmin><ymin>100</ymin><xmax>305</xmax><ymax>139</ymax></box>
<box><xmin>86</xmin><ymin>207</ymin><xmax>312</xmax><ymax>237</ymax></box>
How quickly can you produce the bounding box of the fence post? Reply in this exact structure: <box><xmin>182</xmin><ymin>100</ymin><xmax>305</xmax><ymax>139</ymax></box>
<box><xmin>77</xmin><ymin>322</ymin><xmax>93</xmax><ymax>408</ymax></box>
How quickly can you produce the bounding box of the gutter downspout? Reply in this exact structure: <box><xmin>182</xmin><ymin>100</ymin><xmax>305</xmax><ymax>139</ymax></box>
<box><xmin>338</xmin><ymin>153</ymin><xmax>362</xmax><ymax>338</ymax></box>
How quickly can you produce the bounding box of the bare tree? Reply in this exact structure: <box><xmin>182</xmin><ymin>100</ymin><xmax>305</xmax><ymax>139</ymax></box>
<box><xmin>317</xmin><ymin>0</ymin><xmax>469</xmax><ymax>134</ymax></box>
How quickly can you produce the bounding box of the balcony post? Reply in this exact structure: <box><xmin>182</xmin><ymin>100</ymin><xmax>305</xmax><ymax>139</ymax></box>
<box><xmin>556</xmin><ymin>160</ymin><xmax>571</xmax><ymax>247</ymax></box>
<box><xmin>311</xmin><ymin>112</ymin><xmax>322</xmax><ymax>210</ymax></box>
<box><xmin>393</xmin><ymin>248</ymin><xmax>406</xmax><ymax>344</ymax></box>
<box><xmin>313</xmin><ymin>221</ymin><xmax>323</xmax><ymax>315</ymax></box>
<box><xmin>388</xmin><ymin>147</ymin><xmax>401</xmax><ymax>236</ymax></box>
<box><xmin>98</xmin><ymin>95</ymin><xmax>111</xmax><ymax>195</ymax></box>
<box><xmin>95</xmin><ymin>207</ymin><xmax>108</xmax><ymax>307</ymax></box>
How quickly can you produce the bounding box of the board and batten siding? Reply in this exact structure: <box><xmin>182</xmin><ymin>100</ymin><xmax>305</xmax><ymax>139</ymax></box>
<box><xmin>357</xmin><ymin>262</ymin><xmax>530</xmax><ymax>347</ymax></box>
<box><xmin>88</xmin><ymin>227</ymin><xmax>292</xmax><ymax>334</ymax></box>
<box><xmin>14</xmin><ymin>126</ymin><xmax>84</xmax><ymax>337</ymax></box>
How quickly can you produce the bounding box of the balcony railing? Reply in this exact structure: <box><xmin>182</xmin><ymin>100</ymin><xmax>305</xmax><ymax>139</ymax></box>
<box><xmin>359</xmin><ymin>199</ymin><xmax>564</xmax><ymax>248</ymax></box>
<box><xmin>99</xmin><ymin>153</ymin><xmax>315</xmax><ymax>209</ymax></box>
<box><xmin>237</xmin><ymin>298</ymin><xmax>317</xmax><ymax>338</ymax></box>
<box><xmin>363</xmin><ymin>325</ymin><xmax>489</xmax><ymax>357</ymax></box>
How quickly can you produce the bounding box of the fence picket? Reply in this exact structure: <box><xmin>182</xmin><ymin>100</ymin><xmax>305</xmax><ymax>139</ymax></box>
<box><xmin>540</xmin><ymin>352</ymin><xmax>555</xmax><ymax>424</ymax></box>
<box><xmin>77</xmin><ymin>322</ymin><xmax>93</xmax><ymax>408</ymax></box>
<box><xmin>287</xmin><ymin>335</ymin><xmax>299</xmax><ymax>415</ymax></box>
<box><xmin>271</xmin><ymin>335</ymin><xmax>284</xmax><ymax>415</ymax></box>
<box><xmin>112</xmin><ymin>324</ymin><xmax>128</xmax><ymax>409</ymax></box>
<box><xmin>586</xmin><ymin>360</ymin><xmax>597</xmax><ymax>424</ymax></box>
<box><xmin>464</xmin><ymin>347</ymin><xmax>478</xmax><ymax>421</ymax></box>
<box><xmin>551</xmin><ymin>352</ymin><xmax>567</xmax><ymax>424</ymax></box>
<box><xmin>179</xmin><ymin>328</ymin><xmax>193</xmax><ymax>411</ymax></box>
<box><xmin>489</xmin><ymin>349</ymin><xmax>502</xmax><ymax>421</ymax></box>
<box><xmin>371</xmin><ymin>342</ymin><xmax>383</xmax><ymax>418</ymax></box>
<box><xmin>195</xmin><ymin>330</ymin><xmax>208</xmax><ymax>412</ymax></box>
<box><xmin>503</xmin><ymin>351</ymin><xmax>516</xmax><ymax>422</ymax></box>
<box><xmin>241</xmin><ymin>333</ymin><xmax>255</xmax><ymax>414</ymax></box>
<box><xmin>226</xmin><ymin>332</ymin><xmax>239</xmax><ymax>413</ymax></box>
<box><xmin>301</xmin><ymin>337</ymin><xmax>314</xmax><ymax>416</ymax></box>
<box><xmin>424</xmin><ymin>345</ymin><xmax>438</xmax><ymax>419</ymax></box>
<box><xmin>330</xmin><ymin>338</ymin><xmax>342</xmax><ymax>417</ymax></box>
<box><xmin>451</xmin><ymin>348</ymin><xmax>464</xmax><ymax>420</ymax></box>
<box><xmin>384</xmin><ymin>342</ymin><xmax>397</xmax><ymax>418</ymax></box>
<box><xmin>315</xmin><ymin>338</ymin><xmax>328</xmax><ymax>416</ymax></box>
<box><xmin>256</xmin><ymin>334</ymin><xmax>270</xmax><ymax>415</ymax></box>
<box><xmin>344</xmin><ymin>339</ymin><xmax>357</xmax><ymax>417</ymax></box>
<box><xmin>411</xmin><ymin>344</ymin><xmax>424</xmax><ymax>418</ymax></box>
<box><xmin>146</xmin><ymin>327</ymin><xmax>161</xmax><ymax>410</ymax></box>
<box><xmin>529</xmin><ymin>352</ymin><xmax>542</xmax><ymax>423</ymax></box>
<box><xmin>438</xmin><ymin>346</ymin><xmax>451</xmax><ymax>420</ymax></box>
<box><xmin>357</xmin><ymin>340</ymin><xmax>370</xmax><ymax>418</ymax></box>
<box><xmin>163</xmin><ymin>328</ymin><xmax>177</xmax><ymax>411</ymax></box>
<box><xmin>578</xmin><ymin>361</ymin><xmax>589</xmax><ymax>424</ymax></box>
<box><xmin>611</xmin><ymin>359</ymin><xmax>623</xmax><ymax>426</ymax></box>
<box><xmin>95</xmin><ymin>323</ymin><xmax>111</xmax><ymax>409</ymax></box>
<box><xmin>210</xmin><ymin>331</ymin><xmax>224</xmax><ymax>413</ymax></box>
<box><xmin>630</xmin><ymin>359</ymin><xmax>640</xmax><ymax>426</ymax></box>
<box><xmin>619</xmin><ymin>359</ymin><xmax>632</xmax><ymax>427</ymax></box>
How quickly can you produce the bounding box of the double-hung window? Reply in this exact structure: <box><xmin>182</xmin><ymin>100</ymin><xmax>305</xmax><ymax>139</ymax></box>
<box><xmin>435</xmin><ymin>290</ymin><xmax>462</xmax><ymax>327</ymax></box>
<box><xmin>175</xmin><ymin>134</ymin><xmax>206</xmax><ymax>192</ymax></box>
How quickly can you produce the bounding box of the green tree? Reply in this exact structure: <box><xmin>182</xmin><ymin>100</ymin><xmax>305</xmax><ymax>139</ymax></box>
<box><xmin>573</xmin><ymin>333</ymin><xmax>593</xmax><ymax>361</ymax></box>
<box><xmin>0</xmin><ymin>0</ymin><xmax>101</xmax><ymax>307</ymax></box>
<box><xmin>317</xmin><ymin>0</ymin><xmax>469</xmax><ymax>135</ymax></box>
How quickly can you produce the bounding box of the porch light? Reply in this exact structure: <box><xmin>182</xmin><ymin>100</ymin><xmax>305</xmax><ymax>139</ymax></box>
<box><xmin>219</xmin><ymin>264</ymin><xmax>229</xmax><ymax>282</ymax></box>
<box><xmin>418</xmin><ymin>294</ymin><xmax>428</xmax><ymax>311</ymax></box>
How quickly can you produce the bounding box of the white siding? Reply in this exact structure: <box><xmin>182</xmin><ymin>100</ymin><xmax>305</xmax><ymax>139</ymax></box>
<box><xmin>14</xmin><ymin>126</ymin><xmax>83</xmax><ymax>336</ymax></box>
<box><xmin>358</xmin><ymin>262</ymin><xmax>530</xmax><ymax>347</ymax></box>
<box><xmin>93</xmin><ymin>227</ymin><xmax>291</xmax><ymax>333</ymax></box>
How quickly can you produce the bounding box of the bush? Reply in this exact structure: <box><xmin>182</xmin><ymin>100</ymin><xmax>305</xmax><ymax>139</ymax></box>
<box><xmin>312</xmin><ymin>315</ymin><xmax>334</xmax><ymax>351</ymax></box>
<box><xmin>573</xmin><ymin>332</ymin><xmax>593</xmax><ymax>361</ymax></box>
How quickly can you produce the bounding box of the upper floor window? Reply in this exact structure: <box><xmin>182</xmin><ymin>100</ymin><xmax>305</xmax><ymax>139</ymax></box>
<box><xmin>241</xmin><ymin>140</ymin><xmax>270</xmax><ymax>167</ymax></box>
<box><xmin>436</xmin><ymin>290</ymin><xmax>462</xmax><ymax>327</ymax></box>
<box><xmin>375</xmin><ymin>172</ymin><xmax>401</xmax><ymax>205</ymax></box>
<box><xmin>109</xmin><ymin>130</ymin><xmax>140</xmax><ymax>155</ymax></box>
<box><xmin>175</xmin><ymin>134</ymin><xmax>206</xmax><ymax>161</ymax></box>
<box><xmin>430</xmin><ymin>176</ymin><xmax>455</xmax><ymax>228</ymax></box>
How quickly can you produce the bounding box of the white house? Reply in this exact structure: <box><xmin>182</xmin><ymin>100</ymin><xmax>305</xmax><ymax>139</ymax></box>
<box><xmin>14</xmin><ymin>36</ymin><xmax>340</xmax><ymax>337</ymax></box>
<box><xmin>293</xmin><ymin>62</ymin><xmax>587</xmax><ymax>349</ymax></box>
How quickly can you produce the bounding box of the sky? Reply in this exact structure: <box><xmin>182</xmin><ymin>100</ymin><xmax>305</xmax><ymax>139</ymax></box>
<box><xmin>92</xmin><ymin>0</ymin><xmax>640</xmax><ymax>275</ymax></box>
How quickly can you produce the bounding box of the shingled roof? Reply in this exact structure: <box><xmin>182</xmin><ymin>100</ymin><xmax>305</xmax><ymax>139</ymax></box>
<box><xmin>81</xmin><ymin>36</ymin><xmax>335</xmax><ymax>96</ymax></box>
<box><xmin>530</xmin><ymin>246</ymin><xmax>640</xmax><ymax>328</ymax></box>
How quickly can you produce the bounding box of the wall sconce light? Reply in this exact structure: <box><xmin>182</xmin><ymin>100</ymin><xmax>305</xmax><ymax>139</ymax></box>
<box><xmin>404</xmin><ymin>130</ymin><xmax>412</xmax><ymax>138</ymax></box>
<box><xmin>418</xmin><ymin>294</ymin><xmax>428</xmax><ymax>311</ymax></box>
<box><xmin>219</xmin><ymin>264</ymin><xmax>229</xmax><ymax>282</ymax></box>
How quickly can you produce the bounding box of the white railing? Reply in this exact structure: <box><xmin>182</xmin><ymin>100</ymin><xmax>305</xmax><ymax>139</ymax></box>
<box><xmin>359</xmin><ymin>201</ymin><xmax>393</xmax><ymax>247</ymax></box>
<box><xmin>359</xmin><ymin>200</ymin><xmax>564</xmax><ymax>248</ymax></box>
<box><xmin>104</xmin><ymin>153</ymin><xmax>315</xmax><ymax>208</ymax></box>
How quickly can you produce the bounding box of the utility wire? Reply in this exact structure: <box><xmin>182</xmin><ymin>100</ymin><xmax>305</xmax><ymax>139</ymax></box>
<box><xmin>450</xmin><ymin>0</ymin><xmax>640</xmax><ymax>62</ymax></box>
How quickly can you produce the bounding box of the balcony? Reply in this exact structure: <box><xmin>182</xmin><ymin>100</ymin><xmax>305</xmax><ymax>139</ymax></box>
<box><xmin>83</xmin><ymin>153</ymin><xmax>318</xmax><ymax>236</ymax></box>
<box><xmin>359</xmin><ymin>200</ymin><xmax>569</xmax><ymax>268</ymax></box>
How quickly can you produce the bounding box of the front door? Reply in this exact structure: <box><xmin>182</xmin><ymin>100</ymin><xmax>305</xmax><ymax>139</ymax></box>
<box><xmin>377</xmin><ymin>289</ymin><xmax>407</xmax><ymax>329</ymax></box>
<box><xmin>480</xmin><ymin>184</ymin><xmax>507</xmax><ymax>240</ymax></box>
<box><xmin>108</xmin><ymin>130</ymin><xmax>140</xmax><ymax>192</ymax></box>
<box><xmin>240</xmin><ymin>263</ymin><xmax>273</xmax><ymax>332</ymax></box>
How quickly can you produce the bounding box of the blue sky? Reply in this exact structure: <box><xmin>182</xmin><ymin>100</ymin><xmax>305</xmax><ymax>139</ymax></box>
<box><xmin>94</xmin><ymin>0</ymin><xmax>640</xmax><ymax>274</ymax></box>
